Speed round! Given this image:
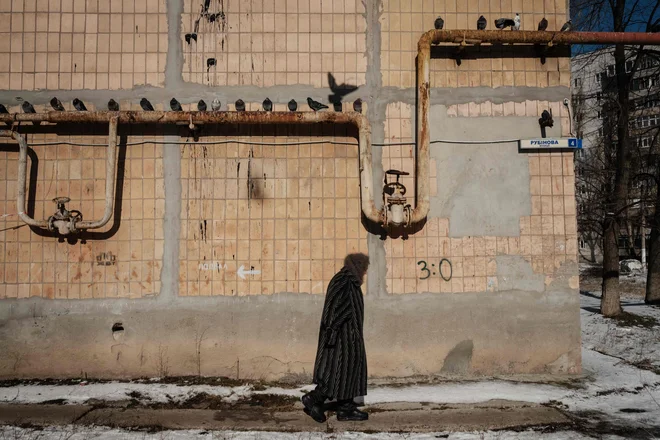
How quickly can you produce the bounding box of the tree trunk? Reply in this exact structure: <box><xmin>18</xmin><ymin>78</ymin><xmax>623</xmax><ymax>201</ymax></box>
<box><xmin>647</xmin><ymin>184</ymin><xmax>660</xmax><ymax>304</ymax></box>
<box><xmin>601</xmin><ymin>41</ymin><xmax>631</xmax><ymax>317</ymax></box>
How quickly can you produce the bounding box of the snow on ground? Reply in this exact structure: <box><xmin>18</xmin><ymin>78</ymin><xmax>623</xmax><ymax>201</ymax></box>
<box><xmin>1</xmin><ymin>290</ymin><xmax>659</xmax><ymax>439</ymax></box>
<box><xmin>0</xmin><ymin>426</ymin><xmax>628</xmax><ymax>440</ymax></box>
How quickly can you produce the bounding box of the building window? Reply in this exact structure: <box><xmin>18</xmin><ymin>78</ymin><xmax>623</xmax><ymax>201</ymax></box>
<box><xmin>579</xmin><ymin>239</ymin><xmax>586</xmax><ymax>249</ymax></box>
<box><xmin>596</xmin><ymin>92</ymin><xmax>602</xmax><ymax>103</ymax></box>
<box><xmin>597</xmin><ymin>111</ymin><xmax>602</xmax><ymax>119</ymax></box>
<box><xmin>596</xmin><ymin>73</ymin><xmax>602</xmax><ymax>85</ymax></box>
<box><xmin>574</xmin><ymin>78</ymin><xmax>582</xmax><ymax>88</ymax></box>
<box><xmin>598</xmin><ymin>127</ymin><xmax>604</xmax><ymax>137</ymax></box>
<box><xmin>607</xmin><ymin>65</ymin><xmax>616</xmax><ymax>77</ymax></box>
<box><xmin>634</xmin><ymin>115</ymin><xmax>660</xmax><ymax>128</ymax></box>
<box><xmin>626</xmin><ymin>60</ymin><xmax>634</xmax><ymax>73</ymax></box>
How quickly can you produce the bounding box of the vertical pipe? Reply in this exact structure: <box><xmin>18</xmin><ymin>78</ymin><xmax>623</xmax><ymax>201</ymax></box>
<box><xmin>410</xmin><ymin>35</ymin><xmax>432</xmax><ymax>223</ymax></box>
<box><xmin>0</xmin><ymin>130</ymin><xmax>50</xmax><ymax>228</ymax></box>
<box><xmin>358</xmin><ymin>119</ymin><xmax>383</xmax><ymax>224</ymax></box>
<box><xmin>75</xmin><ymin>116</ymin><xmax>118</xmax><ymax>229</ymax></box>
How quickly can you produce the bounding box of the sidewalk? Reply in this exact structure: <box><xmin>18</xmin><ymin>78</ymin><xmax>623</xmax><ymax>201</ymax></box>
<box><xmin>0</xmin><ymin>400</ymin><xmax>569</xmax><ymax>434</ymax></box>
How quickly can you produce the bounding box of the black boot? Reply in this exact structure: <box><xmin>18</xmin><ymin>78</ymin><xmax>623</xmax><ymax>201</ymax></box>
<box><xmin>336</xmin><ymin>399</ymin><xmax>368</xmax><ymax>421</ymax></box>
<box><xmin>301</xmin><ymin>389</ymin><xmax>327</xmax><ymax>423</ymax></box>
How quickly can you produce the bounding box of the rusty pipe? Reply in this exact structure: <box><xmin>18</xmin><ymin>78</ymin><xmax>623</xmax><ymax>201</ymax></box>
<box><xmin>0</xmin><ymin>111</ymin><xmax>384</xmax><ymax>227</ymax></box>
<box><xmin>413</xmin><ymin>29</ymin><xmax>660</xmax><ymax>225</ymax></box>
<box><xmin>0</xmin><ymin>130</ymin><xmax>50</xmax><ymax>228</ymax></box>
<box><xmin>424</xmin><ymin>30</ymin><xmax>660</xmax><ymax>46</ymax></box>
<box><xmin>74</xmin><ymin>116</ymin><xmax>118</xmax><ymax>230</ymax></box>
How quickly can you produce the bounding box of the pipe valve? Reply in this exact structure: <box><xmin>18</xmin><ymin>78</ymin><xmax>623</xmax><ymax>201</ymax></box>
<box><xmin>383</xmin><ymin>169</ymin><xmax>412</xmax><ymax>227</ymax></box>
<box><xmin>48</xmin><ymin>197</ymin><xmax>82</xmax><ymax>235</ymax></box>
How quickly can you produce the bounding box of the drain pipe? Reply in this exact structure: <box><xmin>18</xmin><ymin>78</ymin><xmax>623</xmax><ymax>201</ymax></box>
<box><xmin>0</xmin><ymin>112</ymin><xmax>384</xmax><ymax>230</ymax></box>
<box><xmin>413</xmin><ymin>29</ymin><xmax>660</xmax><ymax>223</ymax></box>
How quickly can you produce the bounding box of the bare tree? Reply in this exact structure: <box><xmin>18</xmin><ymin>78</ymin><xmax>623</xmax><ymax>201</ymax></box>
<box><xmin>571</xmin><ymin>0</ymin><xmax>660</xmax><ymax>316</ymax></box>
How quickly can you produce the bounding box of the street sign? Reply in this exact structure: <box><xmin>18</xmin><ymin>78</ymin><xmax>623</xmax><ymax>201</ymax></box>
<box><xmin>519</xmin><ymin>138</ymin><xmax>583</xmax><ymax>150</ymax></box>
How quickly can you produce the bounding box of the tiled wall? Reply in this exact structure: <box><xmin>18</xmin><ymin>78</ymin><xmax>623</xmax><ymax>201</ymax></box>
<box><xmin>181</xmin><ymin>0</ymin><xmax>367</xmax><ymax>87</ymax></box>
<box><xmin>0</xmin><ymin>0</ymin><xmax>168</xmax><ymax>90</ymax></box>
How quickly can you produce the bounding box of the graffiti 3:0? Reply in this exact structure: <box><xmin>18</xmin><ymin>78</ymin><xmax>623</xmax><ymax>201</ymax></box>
<box><xmin>417</xmin><ymin>259</ymin><xmax>452</xmax><ymax>281</ymax></box>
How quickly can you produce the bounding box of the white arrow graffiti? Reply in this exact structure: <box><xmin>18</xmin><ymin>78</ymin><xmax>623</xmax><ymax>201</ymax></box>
<box><xmin>237</xmin><ymin>265</ymin><xmax>261</xmax><ymax>280</ymax></box>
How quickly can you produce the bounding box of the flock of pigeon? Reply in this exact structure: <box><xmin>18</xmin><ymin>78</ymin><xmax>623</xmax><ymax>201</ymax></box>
<box><xmin>434</xmin><ymin>14</ymin><xmax>572</xmax><ymax>32</ymax></box>
<box><xmin>0</xmin><ymin>98</ymin><xmax>363</xmax><ymax>114</ymax></box>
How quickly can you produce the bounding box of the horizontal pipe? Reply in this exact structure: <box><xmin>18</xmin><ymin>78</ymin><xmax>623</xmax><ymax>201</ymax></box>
<box><xmin>425</xmin><ymin>30</ymin><xmax>660</xmax><ymax>46</ymax></box>
<box><xmin>75</xmin><ymin>117</ymin><xmax>118</xmax><ymax>230</ymax></box>
<box><xmin>0</xmin><ymin>111</ymin><xmax>366</xmax><ymax>127</ymax></box>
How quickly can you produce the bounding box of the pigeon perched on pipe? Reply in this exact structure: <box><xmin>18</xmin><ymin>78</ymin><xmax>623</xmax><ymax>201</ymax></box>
<box><xmin>21</xmin><ymin>101</ymin><xmax>35</xmax><ymax>113</ymax></box>
<box><xmin>288</xmin><ymin>99</ymin><xmax>298</xmax><ymax>111</ymax></box>
<box><xmin>538</xmin><ymin>17</ymin><xmax>548</xmax><ymax>31</ymax></box>
<box><xmin>0</xmin><ymin>104</ymin><xmax>7</xmax><ymax>113</ymax></box>
<box><xmin>197</xmin><ymin>99</ymin><xmax>207</xmax><ymax>111</ymax></box>
<box><xmin>434</xmin><ymin>16</ymin><xmax>444</xmax><ymax>30</ymax></box>
<box><xmin>477</xmin><ymin>15</ymin><xmax>487</xmax><ymax>30</ymax></box>
<box><xmin>140</xmin><ymin>98</ymin><xmax>154</xmax><ymax>111</ymax></box>
<box><xmin>513</xmin><ymin>13</ymin><xmax>520</xmax><ymax>30</ymax></box>
<box><xmin>108</xmin><ymin>99</ymin><xmax>120</xmax><ymax>111</ymax></box>
<box><xmin>307</xmin><ymin>97</ymin><xmax>328</xmax><ymax>111</ymax></box>
<box><xmin>263</xmin><ymin>97</ymin><xmax>272</xmax><ymax>111</ymax></box>
<box><xmin>50</xmin><ymin>97</ymin><xmax>65</xmax><ymax>111</ymax></box>
<box><xmin>235</xmin><ymin>99</ymin><xmax>245</xmax><ymax>111</ymax></box>
<box><xmin>73</xmin><ymin>98</ymin><xmax>87</xmax><ymax>111</ymax></box>
<box><xmin>560</xmin><ymin>20</ymin><xmax>573</xmax><ymax>32</ymax></box>
<box><xmin>211</xmin><ymin>98</ymin><xmax>221</xmax><ymax>111</ymax></box>
<box><xmin>353</xmin><ymin>99</ymin><xmax>363</xmax><ymax>114</ymax></box>
<box><xmin>170</xmin><ymin>98</ymin><xmax>182</xmax><ymax>111</ymax></box>
<box><xmin>495</xmin><ymin>18</ymin><xmax>515</xmax><ymax>29</ymax></box>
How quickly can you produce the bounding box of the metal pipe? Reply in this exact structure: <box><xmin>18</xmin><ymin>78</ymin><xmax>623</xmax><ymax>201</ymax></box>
<box><xmin>75</xmin><ymin>116</ymin><xmax>118</xmax><ymax>230</ymax></box>
<box><xmin>0</xmin><ymin>130</ymin><xmax>50</xmax><ymax>228</ymax></box>
<box><xmin>413</xmin><ymin>29</ymin><xmax>660</xmax><ymax>224</ymax></box>
<box><xmin>0</xmin><ymin>111</ymin><xmax>384</xmax><ymax>227</ymax></box>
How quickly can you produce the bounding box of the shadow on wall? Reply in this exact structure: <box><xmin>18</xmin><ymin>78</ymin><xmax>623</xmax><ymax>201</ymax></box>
<box><xmin>430</xmin><ymin>44</ymin><xmax>571</xmax><ymax>66</ymax></box>
<box><xmin>327</xmin><ymin>73</ymin><xmax>359</xmax><ymax>110</ymax></box>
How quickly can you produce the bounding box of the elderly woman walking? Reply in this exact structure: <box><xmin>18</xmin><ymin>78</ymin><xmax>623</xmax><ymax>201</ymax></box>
<box><xmin>302</xmin><ymin>253</ymin><xmax>370</xmax><ymax>423</ymax></box>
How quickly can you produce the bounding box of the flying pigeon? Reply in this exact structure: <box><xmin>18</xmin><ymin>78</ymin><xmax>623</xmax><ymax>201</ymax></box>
<box><xmin>211</xmin><ymin>98</ymin><xmax>221</xmax><ymax>111</ymax></box>
<box><xmin>197</xmin><ymin>99</ymin><xmax>207</xmax><ymax>111</ymax></box>
<box><xmin>538</xmin><ymin>17</ymin><xmax>548</xmax><ymax>31</ymax></box>
<box><xmin>140</xmin><ymin>98</ymin><xmax>154</xmax><ymax>111</ymax></box>
<box><xmin>560</xmin><ymin>20</ymin><xmax>573</xmax><ymax>32</ymax></box>
<box><xmin>170</xmin><ymin>98</ymin><xmax>182</xmax><ymax>111</ymax></box>
<box><xmin>513</xmin><ymin>13</ymin><xmax>520</xmax><ymax>30</ymax></box>
<box><xmin>72</xmin><ymin>98</ymin><xmax>87</xmax><ymax>111</ymax></box>
<box><xmin>50</xmin><ymin>97</ymin><xmax>65</xmax><ymax>111</ymax></box>
<box><xmin>353</xmin><ymin>98</ymin><xmax>363</xmax><ymax>113</ymax></box>
<box><xmin>21</xmin><ymin>101</ymin><xmax>35</xmax><ymax>113</ymax></box>
<box><xmin>263</xmin><ymin>97</ymin><xmax>272</xmax><ymax>111</ymax></box>
<box><xmin>184</xmin><ymin>33</ymin><xmax>197</xmax><ymax>44</ymax></box>
<box><xmin>0</xmin><ymin>104</ymin><xmax>7</xmax><ymax>113</ymax></box>
<box><xmin>434</xmin><ymin>16</ymin><xmax>444</xmax><ymax>30</ymax></box>
<box><xmin>495</xmin><ymin>18</ymin><xmax>515</xmax><ymax>29</ymax></box>
<box><xmin>307</xmin><ymin>97</ymin><xmax>328</xmax><ymax>111</ymax></box>
<box><xmin>477</xmin><ymin>15</ymin><xmax>487</xmax><ymax>30</ymax></box>
<box><xmin>107</xmin><ymin>99</ymin><xmax>120</xmax><ymax>111</ymax></box>
<box><xmin>288</xmin><ymin>99</ymin><xmax>297</xmax><ymax>111</ymax></box>
<box><xmin>235</xmin><ymin>99</ymin><xmax>245</xmax><ymax>111</ymax></box>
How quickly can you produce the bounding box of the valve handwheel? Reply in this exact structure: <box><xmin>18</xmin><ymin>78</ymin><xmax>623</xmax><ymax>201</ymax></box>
<box><xmin>53</xmin><ymin>196</ymin><xmax>71</xmax><ymax>205</ymax></box>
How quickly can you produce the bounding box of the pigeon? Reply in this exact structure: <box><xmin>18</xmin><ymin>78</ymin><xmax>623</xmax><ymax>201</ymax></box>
<box><xmin>434</xmin><ymin>16</ymin><xmax>444</xmax><ymax>30</ymax></box>
<box><xmin>288</xmin><ymin>99</ymin><xmax>297</xmax><ymax>111</ymax></box>
<box><xmin>353</xmin><ymin>98</ymin><xmax>363</xmax><ymax>113</ymax></box>
<box><xmin>0</xmin><ymin>104</ymin><xmax>7</xmax><ymax>113</ymax></box>
<box><xmin>513</xmin><ymin>13</ymin><xmax>520</xmax><ymax>30</ymax></box>
<box><xmin>211</xmin><ymin>98</ymin><xmax>221</xmax><ymax>111</ymax></box>
<box><xmin>184</xmin><ymin>33</ymin><xmax>197</xmax><ymax>44</ymax></box>
<box><xmin>307</xmin><ymin>97</ymin><xmax>328</xmax><ymax>111</ymax></box>
<box><xmin>538</xmin><ymin>17</ymin><xmax>548</xmax><ymax>31</ymax></box>
<box><xmin>560</xmin><ymin>20</ymin><xmax>573</xmax><ymax>32</ymax></box>
<box><xmin>263</xmin><ymin>97</ymin><xmax>272</xmax><ymax>111</ymax></box>
<box><xmin>21</xmin><ymin>101</ymin><xmax>35</xmax><ymax>113</ymax></box>
<box><xmin>170</xmin><ymin>98</ymin><xmax>182</xmax><ymax>111</ymax></box>
<box><xmin>235</xmin><ymin>99</ymin><xmax>245</xmax><ymax>111</ymax></box>
<box><xmin>539</xmin><ymin>110</ymin><xmax>554</xmax><ymax>127</ymax></box>
<box><xmin>477</xmin><ymin>15</ymin><xmax>487</xmax><ymax>30</ymax></box>
<box><xmin>495</xmin><ymin>18</ymin><xmax>515</xmax><ymax>29</ymax></box>
<box><xmin>72</xmin><ymin>98</ymin><xmax>87</xmax><ymax>111</ymax></box>
<box><xmin>140</xmin><ymin>98</ymin><xmax>154</xmax><ymax>111</ymax></box>
<box><xmin>197</xmin><ymin>99</ymin><xmax>207</xmax><ymax>111</ymax></box>
<box><xmin>107</xmin><ymin>99</ymin><xmax>120</xmax><ymax>111</ymax></box>
<box><xmin>50</xmin><ymin>97</ymin><xmax>65</xmax><ymax>111</ymax></box>
<box><xmin>332</xmin><ymin>101</ymin><xmax>342</xmax><ymax>112</ymax></box>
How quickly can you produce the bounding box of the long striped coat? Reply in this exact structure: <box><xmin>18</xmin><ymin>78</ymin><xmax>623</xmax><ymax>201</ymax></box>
<box><xmin>312</xmin><ymin>267</ymin><xmax>367</xmax><ymax>400</ymax></box>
